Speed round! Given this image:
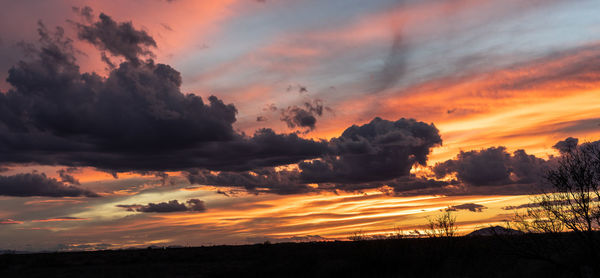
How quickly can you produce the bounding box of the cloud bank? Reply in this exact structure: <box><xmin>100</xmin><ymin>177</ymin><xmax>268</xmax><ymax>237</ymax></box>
<box><xmin>117</xmin><ymin>199</ymin><xmax>206</xmax><ymax>213</ymax></box>
<box><xmin>188</xmin><ymin>117</ymin><xmax>444</xmax><ymax>194</ymax></box>
<box><xmin>0</xmin><ymin>15</ymin><xmax>327</xmax><ymax>174</ymax></box>
<box><xmin>0</xmin><ymin>173</ymin><xmax>98</xmax><ymax>197</ymax></box>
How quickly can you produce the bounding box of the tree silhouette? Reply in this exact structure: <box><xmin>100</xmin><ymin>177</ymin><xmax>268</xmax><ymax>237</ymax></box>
<box><xmin>509</xmin><ymin>141</ymin><xmax>600</xmax><ymax>276</ymax></box>
<box><xmin>514</xmin><ymin>142</ymin><xmax>600</xmax><ymax>234</ymax></box>
<box><xmin>425</xmin><ymin>211</ymin><xmax>457</xmax><ymax>238</ymax></box>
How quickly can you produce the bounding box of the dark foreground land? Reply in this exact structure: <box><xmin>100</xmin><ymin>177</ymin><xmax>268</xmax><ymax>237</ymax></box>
<box><xmin>0</xmin><ymin>235</ymin><xmax>596</xmax><ymax>278</ymax></box>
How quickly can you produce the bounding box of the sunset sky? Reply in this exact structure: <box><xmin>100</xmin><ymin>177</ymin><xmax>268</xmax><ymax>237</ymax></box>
<box><xmin>1</xmin><ymin>0</ymin><xmax>599</xmax><ymax>252</ymax></box>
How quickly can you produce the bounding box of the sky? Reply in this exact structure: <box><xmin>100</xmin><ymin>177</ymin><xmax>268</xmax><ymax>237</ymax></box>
<box><xmin>0</xmin><ymin>0</ymin><xmax>599</xmax><ymax>252</ymax></box>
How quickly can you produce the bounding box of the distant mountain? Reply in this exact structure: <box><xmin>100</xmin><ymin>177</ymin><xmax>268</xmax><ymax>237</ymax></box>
<box><xmin>467</xmin><ymin>226</ymin><xmax>524</xmax><ymax>237</ymax></box>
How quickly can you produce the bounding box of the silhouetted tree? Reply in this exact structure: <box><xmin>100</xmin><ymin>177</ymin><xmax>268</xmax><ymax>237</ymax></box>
<box><xmin>514</xmin><ymin>142</ymin><xmax>600</xmax><ymax>233</ymax></box>
<box><xmin>348</xmin><ymin>230</ymin><xmax>369</xmax><ymax>241</ymax></box>
<box><xmin>509</xmin><ymin>141</ymin><xmax>600</xmax><ymax>276</ymax></box>
<box><xmin>425</xmin><ymin>211</ymin><xmax>457</xmax><ymax>238</ymax></box>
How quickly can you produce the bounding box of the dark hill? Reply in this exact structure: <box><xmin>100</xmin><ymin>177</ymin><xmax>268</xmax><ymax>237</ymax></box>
<box><xmin>0</xmin><ymin>235</ymin><xmax>592</xmax><ymax>277</ymax></box>
<box><xmin>467</xmin><ymin>226</ymin><xmax>524</xmax><ymax>236</ymax></box>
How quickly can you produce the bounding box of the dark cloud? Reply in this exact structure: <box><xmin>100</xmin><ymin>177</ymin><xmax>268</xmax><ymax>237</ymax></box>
<box><xmin>319</xmin><ymin>175</ymin><xmax>455</xmax><ymax>196</ymax></box>
<box><xmin>300</xmin><ymin>117</ymin><xmax>442</xmax><ymax>184</ymax></box>
<box><xmin>187</xmin><ymin>170</ymin><xmax>454</xmax><ymax>196</ymax></box>
<box><xmin>0</xmin><ymin>173</ymin><xmax>98</xmax><ymax>197</ymax></box>
<box><xmin>385</xmin><ymin>176</ymin><xmax>455</xmax><ymax>195</ymax></box>
<box><xmin>196</xmin><ymin>129</ymin><xmax>328</xmax><ymax>172</ymax></box>
<box><xmin>185</xmin><ymin>199</ymin><xmax>207</xmax><ymax>212</ymax></box>
<box><xmin>281</xmin><ymin>107</ymin><xmax>316</xmax><ymax>130</ymax></box>
<box><xmin>75</xmin><ymin>13</ymin><xmax>156</xmax><ymax>64</ymax></box>
<box><xmin>117</xmin><ymin>199</ymin><xmax>206</xmax><ymax>213</ymax></box>
<box><xmin>445</xmin><ymin>203</ymin><xmax>487</xmax><ymax>212</ymax></box>
<box><xmin>187</xmin><ymin>168</ymin><xmax>309</xmax><ymax>195</ymax></box>
<box><xmin>3</xmin><ymin>12</ymin><xmax>450</xmax><ymax>197</ymax></box>
<box><xmin>427</xmin><ymin>142</ymin><xmax>581</xmax><ymax>195</ymax></box>
<box><xmin>433</xmin><ymin>147</ymin><xmax>547</xmax><ymax>187</ymax></box>
<box><xmin>188</xmin><ymin>117</ymin><xmax>443</xmax><ymax>194</ymax></box>
<box><xmin>280</xmin><ymin>99</ymin><xmax>327</xmax><ymax>132</ymax></box>
<box><xmin>553</xmin><ymin>137</ymin><xmax>579</xmax><ymax>153</ymax></box>
<box><xmin>0</xmin><ymin>18</ymin><xmax>328</xmax><ymax>173</ymax></box>
<box><xmin>134</xmin><ymin>170</ymin><xmax>173</xmax><ymax>186</ymax></box>
<box><xmin>57</xmin><ymin>168</ymin><xmax>80</xmax><ymax>185</ymax></box>
<box><xmin>510</xmin><ymin>149</ymin><xmax>549</xmax><ymax>184</ymax></box>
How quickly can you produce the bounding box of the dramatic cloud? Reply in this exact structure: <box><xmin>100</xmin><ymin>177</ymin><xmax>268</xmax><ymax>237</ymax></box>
<box><xmin>299</xmin><ymin>117</ymin><xmax>442</xmax><ymax>184</ymax></box>
<box><xmin>0</xmin><ymin>173</ymin><xmax>98</xmax><ymax>197</ymax></box>
<box><xmin>423</xmin><ymin>140</ymin><xmax>600</xmax><ymax>195</ymax></box>
<box><xmin>553</xmin><ymin>137</ymin><xmax>579</xmax><ymax>153</ymax></box>
<box><xmin>0</xmin><ymin>17</ymin><xmax>328</xmax><ymax>174</ymax></box>
<box><xmin>433</xmin><ymin>147</ymin><xmax>547</xmax><ymax>187</ymax></box>
<box><xmin>281</xmin><ymin>106</ymin><xmax>317</xmax><ymax>130</ymax></box>
<box><xmin>445</xmin><ymin>203</ymin><xmax>487</xmax><ymax>212</ymax></box>
<box><xmin>117</xmin><ymin>199</ymin><xmax>206</xmax><ymax>213</ymax></box>
<box><xmin>188</xmin><ymin>117</ymin><xmax>443</xmax><ymax>194</ymax></box>
<box><xmin>280</xmin><ymin>99</ymin><xmax>327</xmax><ymax>132</ymax></box>
<box><xmin>75</xmin><ymin>10</ymin><xmax>156</xmax><ymax>64</ymax></box>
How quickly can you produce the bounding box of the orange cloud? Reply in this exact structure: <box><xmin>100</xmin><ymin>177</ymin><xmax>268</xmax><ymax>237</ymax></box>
<box><xmin>70</xmin><ymin>191</ymin><xmax>525</xmax><ymax>246</ymax></box>
<box><xmin>0</xmin><ymin>219</ymin><xmax>23</xmax><ymax>225</ymax></box>
<box><xmin>310</xmin><ymin>44</ymin><xmax>600</xmax><ymax>163</ymax></box>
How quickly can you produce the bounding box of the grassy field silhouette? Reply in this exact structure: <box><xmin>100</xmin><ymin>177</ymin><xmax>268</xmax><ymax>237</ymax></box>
<box><xmin>1</xmin><ymin>233</ymin><xmax>591</xmax><ymax>278</ymax></box>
